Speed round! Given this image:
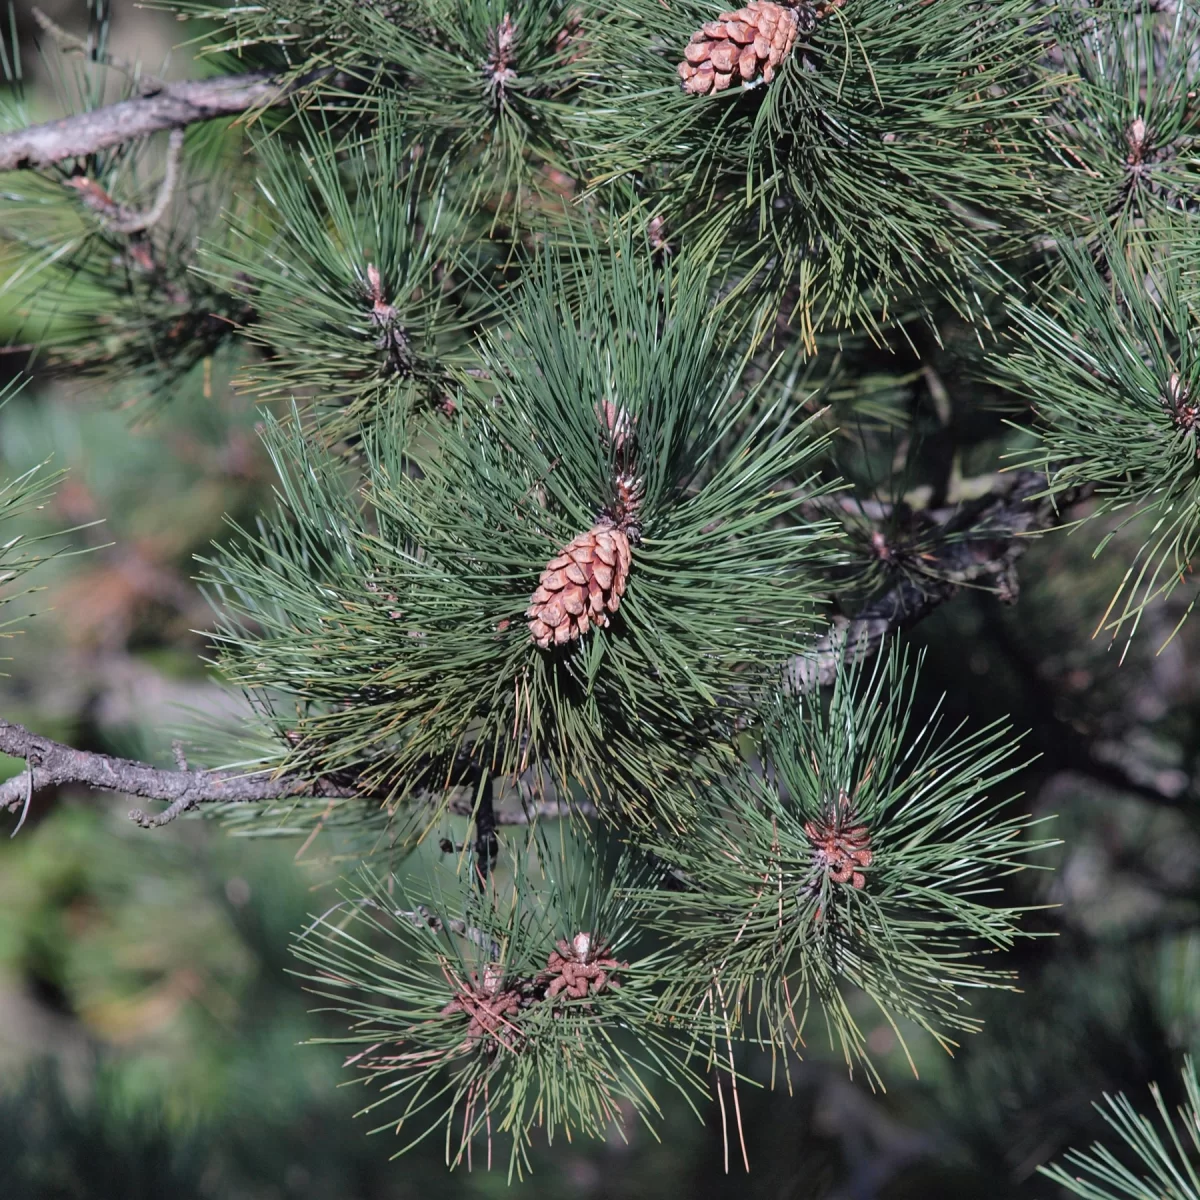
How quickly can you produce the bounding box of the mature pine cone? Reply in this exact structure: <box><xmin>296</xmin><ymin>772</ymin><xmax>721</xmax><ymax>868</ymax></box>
<box><xmin>677</xmin><ymin>1</ymin><xmax>802</xmax><ymax>94</ymax></box>
<box><xmin>527</xmin><ymin>521</ymin><xmax>632</xmax><ymax>648</ymax></box>
<box><xmin>677</xmin><ymin>0</ymin><xmax>845</xmax><ymax>95</ymax></box>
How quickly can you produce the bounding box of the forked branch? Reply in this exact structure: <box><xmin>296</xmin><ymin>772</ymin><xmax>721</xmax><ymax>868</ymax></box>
<box><xmin>786</xmin><ymin>471</ymin><xmax>1094</xmax><ymax>694</ymax></box>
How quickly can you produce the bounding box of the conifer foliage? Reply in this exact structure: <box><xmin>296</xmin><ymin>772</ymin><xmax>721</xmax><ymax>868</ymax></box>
<box><xmin>637</xmin><ymin>651</ymin><xmax>1052</xmax><ymax>1087</ymax></box>
<box><xmin>1</xmin><ymin>0</ymin><xmax>1199</xmax><ymax>1182</ymax></box>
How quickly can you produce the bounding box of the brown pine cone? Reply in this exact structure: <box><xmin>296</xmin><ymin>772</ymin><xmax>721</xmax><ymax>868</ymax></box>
<box><xmin>804</xmin><ymin>790</ymin><xmax>872</xmax><ymax>890</ymax></box>
<box><xmin>527</xmin><ymin>522</ymin><xmax>632</xmax><ymax>648</ymax></box>
<box><xmin>677</xmin><ymin>0</ymin><xmax>847</xmax><ymax>95</ymax></box>
<box><xmin>677</xmin><ymin>1</ymin><xmax>801</xmax><ymax>94</ymax></box>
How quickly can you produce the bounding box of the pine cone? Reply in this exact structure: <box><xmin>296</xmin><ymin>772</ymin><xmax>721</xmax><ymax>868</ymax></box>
<box><xmin>677</xmin><ymin>1</ymin><xmax>802</xmax><ymax>95</ymax></box>
<box><xmin>527</xmin><ymin>522</ymin><xmax>632</xmax><ymax>648</ymax></box>
<box><xmin>804</xmin><ymin>791</ymin><xmax>872</xmax><ymax>890</ymax></box>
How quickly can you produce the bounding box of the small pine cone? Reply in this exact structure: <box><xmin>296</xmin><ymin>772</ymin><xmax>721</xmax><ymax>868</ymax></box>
<box><xmin>527</xmin><ymin>522</ymin><xmax>631</xmax><ymax>648</ymax></box>
<box><xmin>677</xmin><ymin>1</ymin><xmax>801</xmax><ymax>95</ymax></box>
<box><xmin>804</xmin><ymin>791</ymin><xmax>873</xmax><ymax>890</ymax></box>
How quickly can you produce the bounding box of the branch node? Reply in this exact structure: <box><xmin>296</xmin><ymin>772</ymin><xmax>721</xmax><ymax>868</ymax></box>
<box><xmin>129</xmin><ymin>791</ymin><xmax>199</xmax><ymax>829</ymax></box>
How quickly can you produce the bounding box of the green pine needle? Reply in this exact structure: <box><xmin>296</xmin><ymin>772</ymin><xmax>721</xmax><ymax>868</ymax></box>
<box><xmin>576</xmin><ymin>0</ymin><xmax>1055</xmax><ymax>331</ymax></box>
<box><xmin>199</xmin><ymin>107</ymin><xmax>487</xmax><ymax>440</ymax></box>
<box><xmin>1047</xmin><ymin>2</ymin><xmax>1200</xmax><ymax>234</ymax></box>
<box><xmin>1039</xmin><ymin>1057</ymin><xmax>1200</xmax><ymax>1200</ymax></box>
<box><xmin>999</xmin><ymin>224</ymin><xmax>1200</xmax><ymax>652</ymax></box>
<box><xmin>635</xmin><ymin>647</ymin><xmax>1055</xmax><ymax>1087</ymax></box>
<box><xmin>290</xmin><ymin>832</ymin><xmax>709</xmax><ymax>1177</ymax></box>
<box><xmin>202</xmin><ymin>242</ymin><xmax>841</xmax><ymax>826</ymax></box>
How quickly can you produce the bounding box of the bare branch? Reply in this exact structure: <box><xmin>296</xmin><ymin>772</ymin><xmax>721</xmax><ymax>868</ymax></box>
<box><xmin>784</xmin><ymin>578</ymin><xmax>951</xmax><ymax>695</ymax></box>
<box><xmin>130</xmin><ymin>792</ymin><xmax>204</xmax><ymax>830</ymax></box>
<box><xmin>0</xmin><ymin>716</ymin><xmax>352</xmax><ymax>829</ymax></box>
<box><xmin>0</xmin><ymin>716</ymin><xmax>598</xmax><ymax>832</ymax></box>
<box><xmin>113</xmin><ymin>127</ymin><xmax>184</xmax><ymax>233</ymax></box>
<box><xmin>786</xmin><ymin>471</ymin><xmax>1094</xmax><ymax>694</ymax></box>
<box><xmin>0</xmin><ymin>72</ymin><xmax>299</xmax><ymax>172</ymax></box>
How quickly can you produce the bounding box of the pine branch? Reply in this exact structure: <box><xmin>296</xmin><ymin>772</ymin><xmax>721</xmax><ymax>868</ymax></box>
<box><xmin>640</xmin><ymin>647</ymin><xmax>1052</xmax><ymax>1086</ymax></box>
<box><xmin>785</xmin><ymin>471</ymin><xmax>1095</xmax><ymax>694</ymax></box>
<box><xmin>0</xmin><ymin>716</ymin><xmax>355</xmax><ymax>830</ymax></box>
<box><xmin>292</xmin><ymin>846</ymin><xmax>704</xmax><ymax>1172</ymax></box>
<box><xmin>0</xmin><ymin>72</ymin><xmax>306</xmax><ymax>171</ymax></box>
<box><xmin>0</xmin><ymin>715</ymin><xmax>597</xmax><ymax>834</ymax></box>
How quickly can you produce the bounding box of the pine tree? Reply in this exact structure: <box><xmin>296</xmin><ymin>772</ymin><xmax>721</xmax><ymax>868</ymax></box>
<box><xmin>0</xmin><ymin>0</ymin><xmax>1198</xmax><ymax>1184</ymax></box>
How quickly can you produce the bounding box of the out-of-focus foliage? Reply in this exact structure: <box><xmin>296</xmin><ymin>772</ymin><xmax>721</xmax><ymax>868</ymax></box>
<box><xmin>0</xmin><ymin>379</ymin><xmax>72</xmax><ymax>636</ymax></box>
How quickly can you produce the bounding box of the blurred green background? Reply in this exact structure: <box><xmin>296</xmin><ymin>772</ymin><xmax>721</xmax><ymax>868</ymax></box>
<box><xmin>1</xmin><ymin>4</ymin><xmax>1199</xmax><ymax>1198</ymax></box>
